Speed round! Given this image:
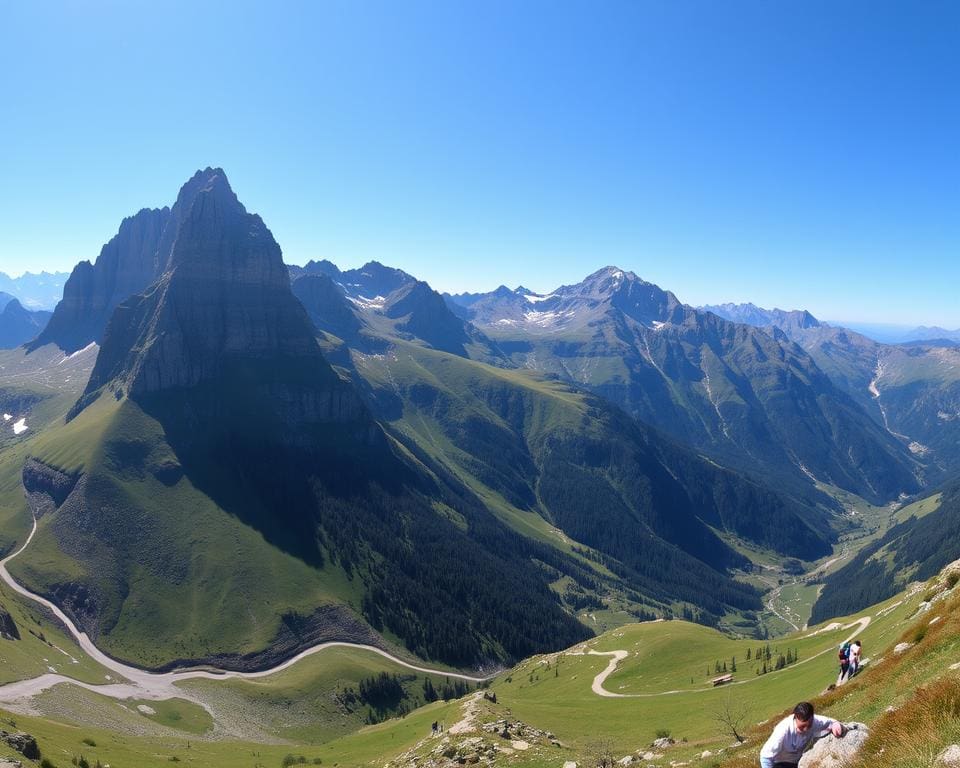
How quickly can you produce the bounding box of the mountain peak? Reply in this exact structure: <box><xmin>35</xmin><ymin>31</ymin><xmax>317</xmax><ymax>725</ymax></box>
<box><xmin>78</xmin><ymin>169</ymin><xmax>357</xmax><ymax>425</ymax></box>
<box><xmin>585</xmin><ymin>265</ymin><xmax>637</xmax><ymax>282</ymax></box>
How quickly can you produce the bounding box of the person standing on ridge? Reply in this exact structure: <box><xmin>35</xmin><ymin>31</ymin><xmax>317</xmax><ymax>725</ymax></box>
<box><xmin>760</xmin><ymin>701</ymin><xmax>845</xmax><ymax>768</ymax></box>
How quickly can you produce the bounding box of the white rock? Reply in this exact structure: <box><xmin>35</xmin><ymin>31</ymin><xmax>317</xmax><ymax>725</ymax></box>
<box><xmin>562</xmin><ymin>762</ymin><xmax>577</xmax><ymax>768</ymax></box>
<box><xmin>512</xmin><ymin>740</ymin><xmax>529</xmax><ymax>751</ymax></box>
<box><xmin>798</xmin><ymin>722</ymin><xmax>869</xmax><ymax>767</ymax></box>
<box><xmin>618</xmin><ymin>757</ymin><xmax>634</xmax><ymax>766</ymax></box>
<box><xmin>936</xmin><ymin>744</ymin><xmax>960</xmax><ymax>766</ymax></box>
<box><xmin>894</xmin><ymin>642</ymin><xmax>914</xmax><ymax>655</ymax></box>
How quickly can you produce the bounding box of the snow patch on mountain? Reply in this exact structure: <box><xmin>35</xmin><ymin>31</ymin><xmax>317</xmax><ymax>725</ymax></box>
<box><xmin>348</xmin><ymin>294</ymin><xmax>387</xmax><ymax>310</ymax></box>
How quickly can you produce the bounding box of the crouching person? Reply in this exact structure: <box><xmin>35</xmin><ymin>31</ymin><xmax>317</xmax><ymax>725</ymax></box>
<box><xmin>760</xmin><ymin>701</ymin><xmax>845</xmax><ymax>768</ymax></box>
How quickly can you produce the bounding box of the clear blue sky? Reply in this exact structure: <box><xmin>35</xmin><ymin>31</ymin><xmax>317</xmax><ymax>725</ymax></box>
<box><xmin>1</xmin><ymin>1</ymin><xmax>958</xmax><ymax>325</ymax></box>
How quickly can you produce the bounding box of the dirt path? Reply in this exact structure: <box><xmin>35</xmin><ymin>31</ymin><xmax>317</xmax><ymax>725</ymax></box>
<box><xmin>579</xmin><ymin>616</ymin><xmax>872</xmax><ymax>699</ymax></box>
<box><xmin>0</xmin><ymin>515</ymin><xmax>489</xmax><ymax>709</ymax></box>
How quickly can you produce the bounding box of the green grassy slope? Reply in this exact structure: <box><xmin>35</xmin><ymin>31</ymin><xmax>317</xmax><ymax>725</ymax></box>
<box><xmin>352</xmin><ymin>341</ymin><xmax>836</xmax><ymax>622</ymax></box>
<box><xmin>0</xmin><ymin>643</ymin><xmax>468</xmax><ymax>768</ymax></box>
<box><xmin>3</xmin><ymin>527</ymin><xmax>956</xmax><ymax>768</ymax></box>
<box><xmin>6</xmin><ymin>394</ymin><xmax>366</xmax><ymax>668</ymax></box>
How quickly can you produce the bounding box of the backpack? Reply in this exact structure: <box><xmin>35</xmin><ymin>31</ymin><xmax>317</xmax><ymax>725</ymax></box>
<box><xmin>839</xmin><ymin>643</ymin><xmax>851</xmax><ymax>663</ymax></box>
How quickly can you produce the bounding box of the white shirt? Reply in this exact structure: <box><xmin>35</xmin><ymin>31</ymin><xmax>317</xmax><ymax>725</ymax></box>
<box><xmin>759</xmin><ymin>713</ymin><xmax>837</xmax><ymax>767</ymax></box>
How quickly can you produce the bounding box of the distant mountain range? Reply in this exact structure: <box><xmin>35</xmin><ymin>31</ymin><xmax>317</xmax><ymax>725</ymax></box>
<box><xmin>0</xmin><ymin>271</ymin><xmax>68</xmax><ymax>311</ymax></box>
<box><xmin>443</xmin><ymin>274</ymin><xmax>921</xmax><ymax>505</ymax></box>
<box><xmin>701</xmin><ymin>301</ymin><xmax>960</xmax><ymax>482</ymax></box>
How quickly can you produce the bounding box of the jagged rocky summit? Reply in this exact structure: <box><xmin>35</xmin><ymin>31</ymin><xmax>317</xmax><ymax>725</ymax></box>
<box><xmin>75</xmin><ymin>168</ymin><xmax>365</xmax><ymax>435</ymax></box>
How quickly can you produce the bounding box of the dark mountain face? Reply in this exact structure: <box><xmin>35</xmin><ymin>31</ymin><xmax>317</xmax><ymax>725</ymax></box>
<box><xmin>291</xmin><ymin>273</ymin><xmax>364</xmax><ymax>343</ymax></box>
<box><xmin>80</xmin><ymin>170</ymin><xmax>360</xmax><ymax>432</ymax></box>
<box><xmin>453</xmin><ymin>269</ymin><xmax>920</xmax><ymax>505</ymax></box>
<box><xmin>29</xmin><ymin>207</ymin><xmax>171</xmax><ymax>354</ymax></box>
<box><xmin>0</xmin><ymin>299</ymin><xmax>51</xmax><ymax>348</ymax></box>
<box><xmin>0</xmin><ymin>291</ymin><xmax>14</xmax><ymax>311</ymax></box>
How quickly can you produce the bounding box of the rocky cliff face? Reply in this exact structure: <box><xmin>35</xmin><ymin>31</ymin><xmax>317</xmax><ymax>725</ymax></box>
<box><xmin>77</xmin><ymin>169</ymin><xmax>367</xmax><ymax>435</ymax></box>
<box><xmin>22</xmin><ymin>458</ymin><xmax>81</xmax><ymax>518</ymax></box>
<box><xmin>0</xmin><ymin>604</ymin><xmax>19</xmax><ymax>640</ymax></box>
<box><xmin>29</xmin><ymin>206</ymin><xmax>170</xmax><ymax>353</ymax></box>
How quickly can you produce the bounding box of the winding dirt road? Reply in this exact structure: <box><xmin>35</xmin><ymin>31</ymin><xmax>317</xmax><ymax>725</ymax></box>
<box><xmin>579</xmin><ymin>616</ymin><xmax>871</xmax><ymax>698</ymax></box>
<box><xmin>0</xmin><ymin>515</ymin><xmax>489</xmax><ymax>707</ymax></box>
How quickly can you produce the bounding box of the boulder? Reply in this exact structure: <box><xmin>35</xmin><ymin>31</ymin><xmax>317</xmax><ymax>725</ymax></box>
<box><xmin>0</xmin><ymin>605</ymin><xmax>19</xmax><ymax>641</ymax></box>
<box><xmin>617</xmin><ymin>756</ymin><xmax>634</xmax><ymax>766</ymax></box>
<box><xmin>0</xmin><ymin>731</ymin><xmax>39</xmax><ymax>760</ymax></box>
<box><xmin>652</xmin><ymin>737</ymin><xmax>675</xmax><ymax>749</ymax></box>
<box><xmin>894</xmin><ymin>642</ymin><xmax>914</xmax><ymax>655</ymax></box>
<box><xmin>936</xmin><ymin>745</ymin><xmax>960</xmax><ymax>767</ymax></box>
<box><xmin>797</xmin><ymin>722</ymin><xmax>869</xmax><ymax>767</ymax></box>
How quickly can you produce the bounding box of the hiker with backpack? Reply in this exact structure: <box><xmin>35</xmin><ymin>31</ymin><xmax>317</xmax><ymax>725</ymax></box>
<box><xmin>837</xmin><ymin>642</ymin><xmax>851</xmax><ymax>685</ymax></box>
<box><xmin>760</xmin><ymin>701</ymin><xmax>845</xmax><ymax>768</ymax></box>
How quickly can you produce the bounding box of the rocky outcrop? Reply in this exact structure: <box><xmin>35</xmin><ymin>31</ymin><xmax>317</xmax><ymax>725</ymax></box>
<box><xmin>0</xmin><ymin>300</ymin><xmax>50</xmax><ymax>349</ymax></box>
<box><xmin>0</xmin><ymin>604</ymin><xmax>19</xmax><ymax>640</ymax></box>
<box><xmin>28</xmin><ymin>207</ymin><xmax>170</xmax><ymax>353</ymax></box>
<box><xmin>0</xmin><ymin>731</ymin><xmax>39</xmax><ymax>761</ymax></box>
<box><xmin>798</xmin><ymin>722</ymin><xmax>869</xmax><ymax>767</ymax></box>
<box><xmin>386</xmin><ymin>716</ymin><xmax>562</xmax><ymax>768</ymax></box>
<box><xmin>937</xmin><ymin>744</ymin><xmax>960</xmax><ymax>766</ymax></box>
<box><xmin>22</xmin><ymin>458</ymin><xmax>81</xmax><ymax>518</ymax></box>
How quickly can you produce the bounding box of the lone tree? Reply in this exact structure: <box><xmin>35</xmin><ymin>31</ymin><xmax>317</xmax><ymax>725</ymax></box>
<box><xmin>587</xmin><ymin>739</ymin><xmax>615</xmax><ymax>768</ymax></box>
<box><xmin>715</xmin><ymin>690</ymin><xmax>749</xmax><ymax>743</ymax></box>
